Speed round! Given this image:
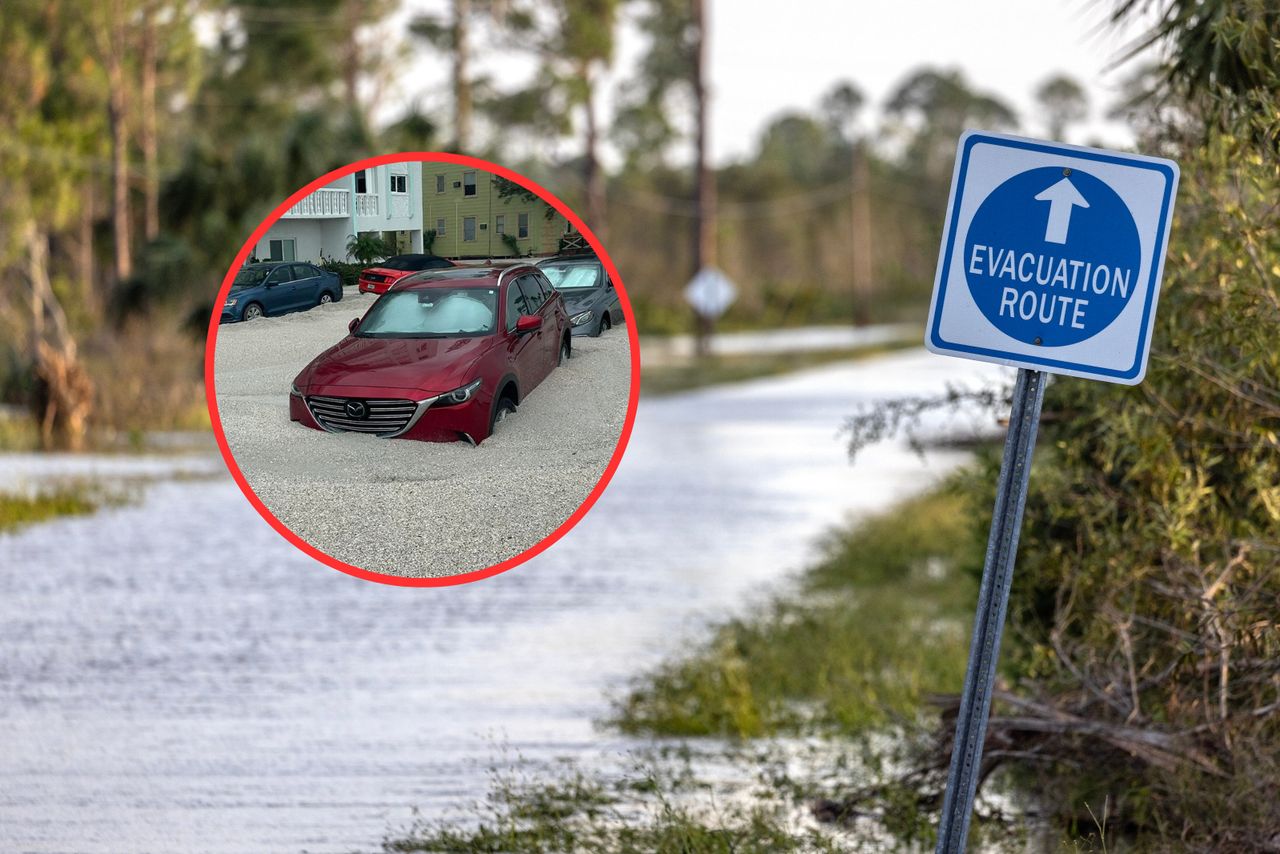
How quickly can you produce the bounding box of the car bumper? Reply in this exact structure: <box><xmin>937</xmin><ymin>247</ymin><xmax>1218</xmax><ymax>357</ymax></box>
<box><xmin>219</xmin><ymin>308</ymin><xmax>238</xmax><ymax>323</ymax></box>
<box><xmin>357</xmin><ymin>278</ymin><xmax>392</xmax><ymax>294</ymax></box>
<box><xmin>290</xmin><ymin>384</ymin><xmax>495</xmax><ymax>443</ymax></box>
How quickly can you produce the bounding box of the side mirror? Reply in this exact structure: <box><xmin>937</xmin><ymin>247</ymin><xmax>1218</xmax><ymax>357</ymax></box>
<box><xmin>515</xmin><ymin>315</ymin><xmax>543</xmax><ymax>334</ymax></box>
<box><xmin>348</xmin><ymin>317</ymin><xmax>361</xmax><ymax>334</ymax></box>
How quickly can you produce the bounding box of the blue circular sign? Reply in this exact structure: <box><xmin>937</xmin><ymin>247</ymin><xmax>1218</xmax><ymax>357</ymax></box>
<box><xmin>963</xmin><ymin>167</ymin><xmax>1141</xmax><ymax>347</ymax></box>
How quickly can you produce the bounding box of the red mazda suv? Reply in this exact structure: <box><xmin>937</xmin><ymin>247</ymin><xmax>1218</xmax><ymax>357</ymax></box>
<box><xmin>289</xmin><ymin>265</ymin><xmax>571</xmax><ymax>444</ymax></box>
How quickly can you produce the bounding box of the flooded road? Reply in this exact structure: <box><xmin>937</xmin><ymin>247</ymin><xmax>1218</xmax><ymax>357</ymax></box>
<box><xmin>0</xmin><ymin>349</ymin><xmax>1004</xmax><ymax>853</ymax></box>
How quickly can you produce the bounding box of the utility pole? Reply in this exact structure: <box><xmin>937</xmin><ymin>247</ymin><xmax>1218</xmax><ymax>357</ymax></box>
<box><xmin>692</xmin><ymin>0</ymin><xmax>716</xmax><ymax>358</ymax></box>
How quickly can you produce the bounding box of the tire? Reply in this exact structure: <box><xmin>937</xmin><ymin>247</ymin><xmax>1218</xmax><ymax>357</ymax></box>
<box><xmin>558</xmin><ymin>334</ymin><xmax>572</xmax><ymax>366</ymax></box>
<box><xmin>318</xmin><ymin>291</ymin><xmax>334</xmax><ymax>305</ymax></box>
<box><xmin>489</xmin><ymin>395</ymin><xmax>517</xmax><ymax>434</ymax></box>
<box><xmin>242</xmin><ymin>302</ymin><xmax>264</xmax><ymax>321</ymax></box>
<box><xmin>600</xmin><ymin>314</ymin><xmax>611</xmax><ymax>333</ymax></box>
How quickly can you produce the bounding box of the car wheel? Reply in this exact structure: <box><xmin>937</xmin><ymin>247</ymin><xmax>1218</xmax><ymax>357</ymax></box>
<box><xmin>242</xmin><ymin>302</ymin><xmax>264</xmax><ymax>321</ymax></box>
<box><xmin>489</xmin><ymin>396</ymin><xmax>517</xmax><ymax>434</ymax></box>
<box><xmin>318</xmin><ymin>292</ymin><xmax>334</xmax><ymax>305</ymax></box>
<box><xmin>558</xmin><ymin>334</ymin><xmax>572</xmax><ymax>366</ymax></box>
<box><xmin>599</xmin><ymin>313</ymin><xmax>611</xmax><ymax>334</ymax></box>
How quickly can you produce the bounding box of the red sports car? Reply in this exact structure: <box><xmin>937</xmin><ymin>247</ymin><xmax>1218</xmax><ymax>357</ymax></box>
<box><xmin>290</xmin><ymin>265</ymin><xmax>571</xmax><ymax>444</ymax></box>
<box><xmin>357</xmin><ymin>253</ymin><xmax>456</xmax><ymax>294</ymax></box>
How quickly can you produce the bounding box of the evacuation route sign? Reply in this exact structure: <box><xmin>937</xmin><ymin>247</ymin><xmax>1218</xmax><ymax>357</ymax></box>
<box><xmin>925</xmin><ymin>131</ymin><xmax>1179</xmax><ymax>385</ymax></box>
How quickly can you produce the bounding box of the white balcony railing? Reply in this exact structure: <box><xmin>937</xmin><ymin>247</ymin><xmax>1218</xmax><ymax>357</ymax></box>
<box><xmin>389</xmin><ymin>195</ymin><xmax>413</xmax><ymax>220</ymax></box>
<box><xmin>355</xmin><ymin>194</ymin><xmax>379</xmax><ymax>218</ymax></box>
<box><xmin>281</xmin><ymin>187</ymin><xmax>349</xmax><ymax>219</ymax></box>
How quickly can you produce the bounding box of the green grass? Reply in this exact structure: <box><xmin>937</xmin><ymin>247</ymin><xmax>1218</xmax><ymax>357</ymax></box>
<box><xmin>640</xmin><ymin>341</ymin><xmax>917</xmax><ymax>397</ymax></box>
<box><xmin>613</xmin><ymin>486</ymin><xmax>984</xmax><ymax>738</ymax></box>
<box><xmin>386</xmin><ymin>758</ymin><xmax>845</xmax><ymax>853</ymax></box>
<box><xmin>0</xmin><ymin>485</ymin><xmax>105</xmax><ymax>532</ymax></box>
<box><xmin>0</xmin><ymin>415</ymin><xmax>41</xmax><ymax>452</ymax></box>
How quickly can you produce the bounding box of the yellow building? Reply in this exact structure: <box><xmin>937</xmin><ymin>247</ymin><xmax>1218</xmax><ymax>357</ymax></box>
<box><xmin>423</xmin><ymin>164</ymin><xmax>572</xmax><ymax>259</ymax></box>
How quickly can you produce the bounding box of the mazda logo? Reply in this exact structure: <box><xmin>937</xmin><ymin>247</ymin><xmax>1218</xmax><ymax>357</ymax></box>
<box><xmin>344</xmin><ymin>400</ymin><xmax>368</xmax><ymax>419</ymax></box>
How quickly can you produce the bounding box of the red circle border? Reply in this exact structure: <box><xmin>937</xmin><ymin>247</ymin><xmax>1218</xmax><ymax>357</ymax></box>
<box><xmin>203</xmin><ymin>152</ymin><xmax>642</xmax><ymax>587</ymax></box>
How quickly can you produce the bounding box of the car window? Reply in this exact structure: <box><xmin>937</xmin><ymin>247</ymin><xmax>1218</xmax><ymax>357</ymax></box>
<box><xmin>539</xmin><ymin>262</ymin><xmax>602</xmax><ymax>290</ymax></box>
<box><xmin>504</xmin><ymin>280</ymin><xmax>529</xmax><ymax>331</ymax></box>
<box><xmin>517</xmin><ymin>274</ymin><xmax>545</xmax><ymax>312</ymax></box>
<box><xmin>357</xmin><ymin>288</ymin><xmax>497</xmax><ymax>337</ymax></box>
<box><xmin>233</xmin><ymin>268</ymin><xmax>270</xmax><ymax>287</ymax></box>
<box><xmin>533</xmin><ymin>270</ymin><xmax>557</xmax><ymax>296</ymax></box>
<box><xmin>291</xmin><ymin>264</ymin><xmax>315</xmax><ymax>280</ymax></box>
<box><xmin>269</xmin><ymin>265</ymin><xmax>295</xmax><ymax>284</ymax></box>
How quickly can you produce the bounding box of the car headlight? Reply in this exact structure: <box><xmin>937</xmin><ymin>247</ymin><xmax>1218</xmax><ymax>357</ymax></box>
<box><xmin>436</xmin><ymin>378</ymin><xmax>481</xmax><ymax>406</ymax></box>
<box><xmin>225</xmin><ymin>297</ymin><xmax>238</xmax><ymax>307</ymax></box>
<box><xmin>290</xmin><ymin>381</ymin><xmax>302</xmax><ymax>396</ymax></box>
<box><xmin>570</xmin><ymin>311</ymin><xmax>593</xmax><ymax>326</ymax></box>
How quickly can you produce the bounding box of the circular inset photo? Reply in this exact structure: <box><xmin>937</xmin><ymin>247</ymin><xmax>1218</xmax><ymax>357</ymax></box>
<box><xmin>206</xmin><ymin>154</ymin><xmax>638</xmax><ymax>584</ymax></box>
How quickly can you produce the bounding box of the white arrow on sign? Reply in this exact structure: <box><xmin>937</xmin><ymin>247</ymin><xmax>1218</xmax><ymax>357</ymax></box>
<box><xmin>1034</xmin><ymin>176</ymin><xmax>1089</xmax><ymax>244</ymax></box>
<box><xmin>684</xmin><ymin>267</ymin><xmax>738</xmax><ymax>319</ymax></box>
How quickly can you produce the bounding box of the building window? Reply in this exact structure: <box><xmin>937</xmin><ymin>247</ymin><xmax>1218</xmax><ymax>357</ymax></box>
<box><xmin>267</xmin><ymin>238</ymin><xmax>296</xmax><ymax>262</ymax></box>
<box><xmin>436</xmin><ymin>174</ymin><xmax>445</xmax><ymax>193</ymax></box>
<box><xmin>495</xmin><ymin>215</ymin><xmax>505</xmax><ymax>235</ymax></box>
<box><xmin>463</xmin><ymin>171</ymin><xmax>477</xmax><ymax>197</ymax></box>
<box><xmin>390</xmin><ymin>173</ymin><xmax>407</xmax><ymax>194</ymax></box>
<box><xmin>354</xmin><ymin>170</ymin><xmax>368</xmax><ymax>194</ymax></box>
<box><xmin>436</xmin><ymin>217</ymin><xmax>446</xmax><ymax>236</ymax></box>
<box><xmin>518</xmin><ymin>212</ymin><xmax>529</xmax><ymax>239</ymax></box>
<box><xmin>463</xmin><ymin>216</ymin><xmax>477</xmax><ymax>242</ymax></box>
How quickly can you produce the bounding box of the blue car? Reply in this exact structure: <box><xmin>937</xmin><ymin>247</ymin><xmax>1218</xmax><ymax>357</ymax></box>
<box><xmin>221</xmin><ymin>262</ymin><xmax>343</xmax><ymax>323</ymax></box>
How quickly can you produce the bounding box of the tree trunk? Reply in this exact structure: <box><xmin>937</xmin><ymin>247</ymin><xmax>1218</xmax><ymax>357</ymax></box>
<box><xmin>453</xmin><ymin>0</ymin><xmax>472</xmax><ymax>150</ymax></box>
<box><xmin>78</xmin><ymin>184</ymin><xmax>98</xmax><ymax>318</ymax></box>
<box><xmin>692</xmin><ymin>0</ymin><xmax>716</xmax><ymax>358</ymax></box>
<box><xmin>140</xmin><ymin>3</ymin><xmax>160</xmax><ymax>243</ymax></box>
<box><xmin>851</xmin><ymin>141</ymin><xmax>873</xmax><ymax>326</ymax></box>
<box><xmin>25</xmin><ymin>221</ymin><xmax>94</xmax><ymax>452</ymax></box>
<box><xmin>107</xmin><ymin>32</ymin><xmax>132</xmax><ymax>287</ymax></box>
<box><xmin>582</xmin><ymin>65</ymin><xmax>606</xmax><ymax>243</ymax></box>
<box><xmin>342</xmin><ymin>0</ymin><xmax>363</xmax><ymax>124</ymax></box>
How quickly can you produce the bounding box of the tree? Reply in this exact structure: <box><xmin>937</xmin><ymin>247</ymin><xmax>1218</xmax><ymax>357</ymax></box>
<box><xmin>345</xmin><ymin>233</ymin><xmax>392</xmax><ymax>266</ymax></box>
<box><xmin>411</xmin><ymin>0</ymin><xmax>504</xmax><ymax>151</ymax></box>
<box><xmin>0</xmin><ymin>2</ymin><xmax>103</xmax><ymax>448</ymax></box>
<box><xmin>1034</xmin><ymin>73</ymin><xmax>1088</xmax><ymax>141</ymax></box>
<box><xmin>611</xmin><ymin>0</ymin><xmax>697</xmax><ymax>173</ymax></box>
<box><xmin>494</xmin><ymin>0</ymin><xmax>622</xmax><ymax>239</ymax></box>
<box><xmin>821</xmin><ymin>80</ymin><xmax>865</xmax><ymax>144</ymax></box>
<box><xmin>883</xmin><ymin>67</ymin><xmax>1018</xmax><ymax>239</ymax></box>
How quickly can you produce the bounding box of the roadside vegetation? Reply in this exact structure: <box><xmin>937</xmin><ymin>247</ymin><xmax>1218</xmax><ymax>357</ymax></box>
<box><xmin>0</xmin><ymin>483</ymin><xmax>113</xmax><ymax>533</ymax></box>
<box><xmin>640</xmin><ymin>341</ymin><xmax>917</xmax><ymax>397</ymax></box>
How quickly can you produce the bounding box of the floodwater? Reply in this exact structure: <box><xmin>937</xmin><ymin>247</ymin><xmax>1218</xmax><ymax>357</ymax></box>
<box><xmin>0</xmin><ymin>349</ymin><xmax>1005</xmax><ymax>854</ymax></box>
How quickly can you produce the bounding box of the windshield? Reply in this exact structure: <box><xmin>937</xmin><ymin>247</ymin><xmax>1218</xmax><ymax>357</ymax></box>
<box><xmin>233</xmin><ymin>268</ymin><xmax>271</xmax><ymax>287</ymax></box>
<box><xmin>357</xmin><ymin>288</ymin><xmax>498</xmax><ymax>338</ymax></box>
<box><xmin>379</xmin><ymin>255</ymin><xmax>429</xmax><ymax>271</ymax></box>
<box><xmin>539</xmin><ymin>262</ymin><xmax>602</xmax><ymax>290</ymax></box>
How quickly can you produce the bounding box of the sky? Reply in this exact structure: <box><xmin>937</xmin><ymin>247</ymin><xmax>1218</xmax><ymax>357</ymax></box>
<box><xmin>378</xmin><ymin>0</ymin><xmax>1158</xmax><ymax>164</ymax></box>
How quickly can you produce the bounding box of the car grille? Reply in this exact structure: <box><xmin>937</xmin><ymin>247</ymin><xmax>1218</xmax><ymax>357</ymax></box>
<box><xmin>305</xmin><ymin>395</ymin><xmax>420</xmax><ymax>436</ymax></box>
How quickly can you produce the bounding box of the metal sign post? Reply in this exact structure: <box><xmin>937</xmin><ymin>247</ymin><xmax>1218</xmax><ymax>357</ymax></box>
<box><xmin>935</xmin><ymin>367</ymin><xmax>1045</xmax><ymax>853</ymax></box>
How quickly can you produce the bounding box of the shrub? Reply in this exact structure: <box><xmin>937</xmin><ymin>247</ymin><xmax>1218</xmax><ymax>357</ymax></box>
<box><xmin>319</xmin><ymin>253</ymin><xmax>361</xmax><ymax>288</ymax></box>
